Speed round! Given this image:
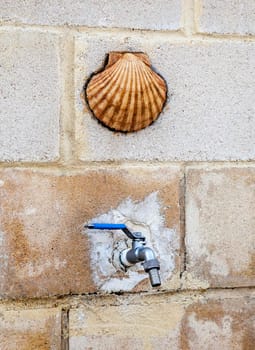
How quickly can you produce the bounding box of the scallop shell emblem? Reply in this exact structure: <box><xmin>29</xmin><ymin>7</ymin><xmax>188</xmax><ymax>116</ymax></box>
<box><xmin>85</xmin><ymin>52</ymin><xmax>167</xmax><ymax>132</ymax></box>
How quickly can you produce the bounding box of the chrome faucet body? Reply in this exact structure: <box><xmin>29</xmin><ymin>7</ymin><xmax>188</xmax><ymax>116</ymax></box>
<box><xmin>85</xmin><ymin>223</ymin><xmax>161</xmax><ymax>287</ymax></box>
<box><xmin>120</xmin><ymin>239</ymin><xmax>161</xmax><ymax>287</ymax></box>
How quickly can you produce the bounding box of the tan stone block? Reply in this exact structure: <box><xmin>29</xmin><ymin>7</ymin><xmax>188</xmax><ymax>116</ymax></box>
<box><xmin>0</xmin><ymin>308</ymin><xmax>61</xmax><ymax>350</ymax></box>
<box><xmin>185</xmin><ymin>166</ymin><xmax>255</xmax><ymax>288</ymax></box>
<box><xmin>180</xmin><ymin>291</ymin><xmax>255</xmax><ymax>350</ymax></box>
<box><xmin>69</xmin><ymin>290</ymin><xmax>255</xmax><ymax>349</ymax></box>
<box><xmin>69</xmin><ymin>294</ymin><xmax>185</xmax><ymax>349</ymax></box>
<box><xmin>0</xmin><ymin>166</ymin><xmax>182</xmax><ymax>298</ymax></box>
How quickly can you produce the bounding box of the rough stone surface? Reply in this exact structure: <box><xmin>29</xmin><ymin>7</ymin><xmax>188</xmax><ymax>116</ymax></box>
<box><xmin>0</xmin><ymin>166</ymin><xmax>181</xmax><ymax>298</ymax></box>
<box><xmin>0</xmin><ymin>29</ymin><xmax>60</xmax><ymax>161</ymax></box>
<box><xmin>185</xmin><ymin>166</ymin><xmax>255</xmax><ymax>289</ymax></box>
<box><xmin>198</xmin><ymin>0</ymin><xmax>255</xmax><ymax>35</ymax></box>
<box><xmin>181</xmin><ymin>291</ymin><xmax>255</xmax><ymax>349</ymax></box>
<box><xmin>69</xmin><ymin>293</ymin><xmax>186</xmax><ymax>350</ymax></box>
<box><xmin>75</xmin><ymin>32</ymin><xmax>255</xmax><ymax>161</ymax></box>
<box><xmin>0</xmin><ymin>0</ymin><xmax>181</xmax><ymax>30</ymax></box>
<box><xmin>69</xmin><ymin>290</ymin><xmax>255</xmax><ymax>349</ymax></box>
<box><xmin>0</xmin><ymin>307</ymin><xmax>61</xmax><ymax>349</ymax></box>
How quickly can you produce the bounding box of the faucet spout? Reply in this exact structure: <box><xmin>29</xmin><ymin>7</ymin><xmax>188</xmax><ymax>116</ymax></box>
<box><xmin>120</xmin><ymin>243</ymin><xmax>161</xmax><ymax>287</ymax></box>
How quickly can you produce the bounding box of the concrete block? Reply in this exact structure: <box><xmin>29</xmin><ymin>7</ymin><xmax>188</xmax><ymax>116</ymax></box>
<box><xmin>0</xmin><ymin>29</ymin><xmax>60</xmax><ymax>161</ymax></box>
<box><xmin>75</xmin><ymin>32</ymin><xmax>255</xmax><ymax>161</ymax></box>
<box><xmin>69</xmin><ymin>290</ymin><xmax>255</xmax><ymax>349</ymax></box>
<box><xmin>0</xmin><ymin>307</ymin><xmax>61</xmax><ymax>349</ymax></box>
<box><xmin>198</xmin><ymin>0</ymin><xmax>255</xmax><ymax>35</ymax></box>
<box><xmin>0</xmin><ymin>165</ymin><xmax>182</xmax><ymax>298</ymax></box>
<box><xmin>185</xmin><ymin>166</ymin><xmax>255</xmax><ymax>289</ymax></box>
<box><xmin>0</xmin><ymin>0</ymin><xmax>182</xmax><ymax>30</ymax></box>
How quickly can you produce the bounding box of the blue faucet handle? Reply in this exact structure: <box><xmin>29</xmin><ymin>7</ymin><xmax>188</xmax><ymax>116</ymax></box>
<box><xmin>85</xmin><ymin>223</ymin><xmax>145</xmax><ymax>241</ymax></box>
<box><xmin>85</xmin><ymin>223</ymin><xmax>127</xmax><ymax>230</ymax></box>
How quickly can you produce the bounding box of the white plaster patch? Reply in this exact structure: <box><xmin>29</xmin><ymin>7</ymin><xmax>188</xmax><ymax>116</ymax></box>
<box><xmin>101</xmin><ymin>272</ymin><xmax>146</xmax><ymax>293</ymax></box>
<box><xmin>0</xmin><ymin>180</ymin><xmax>4</xmax><ymax>187</ymax></box>
<box><xmin>84</xmin><ymin>192</ymin><xmax>178</xmax><ymax>292</ymax></box>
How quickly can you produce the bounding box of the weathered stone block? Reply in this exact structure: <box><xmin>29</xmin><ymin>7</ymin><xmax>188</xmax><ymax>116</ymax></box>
<box><xmin>69</xmin><ymin>290</ymin><xmax>255</xmax><ymax>349</ymax></box>
<box><xmin>181</xmin><ymin>290</ymin><xmax>255</xmax><ymax>349</ymax></box>
<box><xmin>0</xmin><ymin>0</ymin><xmax>181</xmax><ymax>30</ymax></box>
<box><xmin>0</xmin><ymin>29</ymin><xmax>60</xmax><ymax>161</ymax></box>
<box><xmin>185</xmin><ymin>166</ymin><xmax>255</xmax><ymax>288</ymax></box>
<box><xmin>69</xmin><ymin>293</ymin><xmax>185</xmax><ymax>350</ymax></box>
<box><xmin>197</xmin><ymin>0</ymin><xmax>255</xmax><ymax>35</ymax></box>
<box><xmin>75</xmin><ymin>32</ymin><xmax>255</xmax><ymax>161</ymax></box>
<box><xmin>0</xmin><ymin>307</ymin><xmax>61</xmax><ymax>349</ymax></box>
<box><xmin>0</xmin><ymin>166</ymin><xmax>182</xmax><ymax>298</ymax></box>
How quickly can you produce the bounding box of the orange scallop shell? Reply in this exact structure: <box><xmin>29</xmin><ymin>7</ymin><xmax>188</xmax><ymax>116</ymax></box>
<box><xmin>85</xmin><ymin>52</ymin><xmax>167</xmax><ymax>132</ymax></box>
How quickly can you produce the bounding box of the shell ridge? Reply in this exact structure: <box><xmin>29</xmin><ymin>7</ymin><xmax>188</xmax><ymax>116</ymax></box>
<box><xmin>100</xmin><ymin>57</ymin><xmax>131</xmax><ymax>128</ymax></box>
<box><xmin>134</xmin><ymin>60</ymin><xmax>166</xmax><ymax>120</ymax></box>
<box><xmin>88</xmin><ymin>60</ymin><xmax>123</xmax><ymax>87</ymax></box>
<box><xmin>132</xmin><ymin>60</ymin><xmax>146</xmax><ymax>131</ymax></box>
<box><xmin>142</xmin><ymin>67</ymin><xmax>165</xmax><ymax>115</ymax></box>
<box><xmin>139</xmin><ymin>66</ymin><xmax>158</xmax><ymax>122</ymax></box>
<box><xmin>87</xmin><ymin>63</ymin><xmax>125</xmax><ymax>111</ymax></box>
<box><xmin>124</xmin><ymin>60</ymin><xmax>138</xmax><ymax>130</ymax></box>
<box><xmin>145</xmin><ymin>68</ymin><xmax>167</xmax><ymax>101</ymax></box>
<box><xmin>100</xmin><ymin>59</ymin><xmax>131</xmax><ymax>125</ymax></box>
<box><xmin>87</xmin><ymin>61</ymin><xmax>123</xmax><ymax>96</ymax></box>
<box><xmin>130</xmin><ymin>63</ymin><xmax>141</xmax><ymax>131</ymax></box>
<box><xmin>111</xmin><ymin>60</ymin><xmax>133</xmax><ymax>130</ymax></box>
<box><xmin>96</xmin><ymin>63</ymin><xmax>129</xmax><ymax>114</ymax></box>
<box><xmin>87</xmin><ymin>69</ymin><xmax>121</xmax><ymax>106</ymax></box>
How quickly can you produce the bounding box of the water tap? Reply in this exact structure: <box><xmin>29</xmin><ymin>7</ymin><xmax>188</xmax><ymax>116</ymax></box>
<box><xmin>85</xmin><ymin>223</ymin><xmax>161</xmax><ymax>287</ymax></box>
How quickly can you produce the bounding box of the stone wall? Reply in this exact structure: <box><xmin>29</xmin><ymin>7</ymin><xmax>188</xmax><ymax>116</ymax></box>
<box><xmin>0</xmin><ymin>1</ymin><xmax>254</xmax><ymax>348</ymax></box>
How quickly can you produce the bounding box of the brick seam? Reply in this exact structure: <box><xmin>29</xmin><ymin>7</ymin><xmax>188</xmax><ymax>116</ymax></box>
<box><xmin>181</xmin><ymin>0</ymin><xmax>195</xmax><ymax>36</ymax></box>
<box><xmin>59</xmin><ymin>33</ymin><xmax>76</xmax><ymax>164</ymax></box>
<box><xmin>61</xmin><ymin>308</ymin><xmax>70</xmax><ymax>350</ymax></box>
<box><xmin>0</xmin><ymin>286</ymin><xmax>254</xmax><ymax>311</ymax></box>
<box><xmin>0</xmin><ymin>161</ymin><xmax>255</xmax><ymax>170</ymax></box>
<box><xmin>179</xmin><ymin>168</ymin><xmax>187</xmax><ymax>284</ymax></box>
<box><xmin>1</xmin><ymin>24</ymin><xmax>255</xmax><ymax>41</ymax></box>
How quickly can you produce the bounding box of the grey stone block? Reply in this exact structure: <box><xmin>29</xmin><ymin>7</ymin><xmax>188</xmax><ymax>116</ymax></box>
<box><xmin>0</xmin><ymin>0</ymin><xmax>182</xmax><ymax>30</ymax></box>
<box><xmin>0</xmin><ymin>30</ymin><xmax>60</xmax><ymax>161</ymax></box>
<box><xmin>198</xmin><ymin>0</ymin><xmax>255</xmax><ymax>35</ymax></box>
<box><xmin>75</xmin><ymin>32</ymin><xmax>255</xmax><ymax>161</ymax></box>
